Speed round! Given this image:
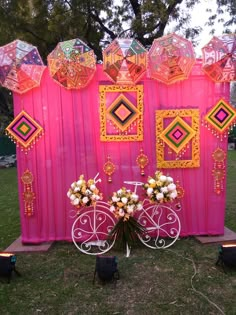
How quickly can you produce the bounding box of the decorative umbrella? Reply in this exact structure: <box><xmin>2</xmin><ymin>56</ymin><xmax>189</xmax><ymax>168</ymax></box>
<box><xmin>103</xmin><ymin>38</ymin><xmax>147</xmax><ymax>85</ymax></box>
<box><xmin>0</xmin><ymin>39</ymin><xmax>46</xmax><ymax>94</ymax></box>
<box><xmin>47</xmin><ymin>38</ymin><xmax>96</xmax><ymax>89</ymax></box>
<box><xmin>201</xmin><ymin>34</ymin><xmax>236</xmax><ymax>82</ymax></box>
<box><xmin>148</xmin><ymin>33</ymin><xmax>196</xmax><ymax>84</ymax></box>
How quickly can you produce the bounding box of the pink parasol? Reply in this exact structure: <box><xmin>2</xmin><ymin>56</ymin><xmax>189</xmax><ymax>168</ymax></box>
<box><xmin>148</xmin><ymin>33</ymin><xmax>195</xmax><ymax>84</ymax></box>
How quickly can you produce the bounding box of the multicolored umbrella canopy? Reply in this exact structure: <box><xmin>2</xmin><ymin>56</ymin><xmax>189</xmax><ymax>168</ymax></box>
<box><xmin>47</xmin><ymin>38</ymin><xmax>96</xmax><ymax>89</ymax></box>
<box><xmin>103</xmin><ymin>38</ymin><xmax>147</xmax><ymax>84</ymax></box>
<box><xmin>148</xmin><ymin>33</ymin><xmax>195</xmax><ymax>84</ymax></box>
<box><xmin>0</xmin><ymin>39</ymin><xmax>46</xmax><ymax>94</ymax></box>
<box><xmin>201</xmin><ymin>34</ymin><xmax>236</xmax><ymax>82</ymax></box>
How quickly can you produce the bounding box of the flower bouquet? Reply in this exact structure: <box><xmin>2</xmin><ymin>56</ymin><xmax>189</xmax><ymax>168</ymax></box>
<box><xmin>67</xmin><ymin>174</ymin><xmax>102</xmax><ymax>213</ymax></box>
<box><xmin>143</xmin><ymin>171</ymin><xmax>178</xmax><ymax>203</ymax></box>
<box><xmin>108</xmin><ymin>187</ymin><xmax>145</xmax><ymax>252</ymax></box>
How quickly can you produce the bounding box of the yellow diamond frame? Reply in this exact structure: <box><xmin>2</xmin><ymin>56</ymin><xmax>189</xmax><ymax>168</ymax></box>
<box><xmin>159</xmin><ymin>116</ymin><xmax>196</xmax><ymax>154</ymax></box>
<box><xmin>99</xmin><ymin>85</ymin><xmax>143</xmax><ymax>141</ymax></box>
<box><xmin>156</xmin><ymin>109</ymin><xmax>200</xmax><ymax>168</ymax></box>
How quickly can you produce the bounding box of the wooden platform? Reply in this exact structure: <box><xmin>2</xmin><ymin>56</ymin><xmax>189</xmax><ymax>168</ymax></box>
<box><xmin>3</xmin><ymin>236</ymin><xmax>53</xmax><ymax>253</ymax></box>
<box><xmin>195</xmin><ymin>227</ymin><xmax>236</xmax><ymax>245</ymax></box>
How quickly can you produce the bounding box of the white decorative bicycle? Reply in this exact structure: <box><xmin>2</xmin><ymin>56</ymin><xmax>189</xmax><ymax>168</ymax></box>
<box><xmin>70</xmin><ymin>176</ymin><xmax>181</xmax><ymax>256</ymax></box>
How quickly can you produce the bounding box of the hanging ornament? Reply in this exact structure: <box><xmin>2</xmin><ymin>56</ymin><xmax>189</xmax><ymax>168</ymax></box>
<box><xmin>203</xmin><ymin>98</ymin><xmax>236</xmax><ymax>141</ymax></box>
<box><xmin>212</xmin><ymin>147</ymin><xmax>226</xmax><ymax>195</ymax></box>
<box><xmin>21</xmin><ymin>169</ymin><xmax>35</xmax><ymax>216</ymax></box>
<box><xmin>103</xmin><ymin>156</ymin><xmax>116</xmax><ymax>183</ymax></box>
<box><xmin>136</xmin><ymin>148</ymin><xmax>149</xmax><ymax>176</ymax></box>
<box><xmin>5</xmin><ymin>110</ymin><xmax>44</xmax><ymax>153</ymax></box>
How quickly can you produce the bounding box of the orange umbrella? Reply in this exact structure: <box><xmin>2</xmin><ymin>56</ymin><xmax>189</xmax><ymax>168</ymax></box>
<box><xmin>148</xmin><ymin>33</ymin><xmax>195</xmax><ymax>84</ymax></box>
<box><xmin>103</xmin><ymin>38</ymin><xmax>147</xmax><ymax>84</ymax></box>
<box><xmin>202</xmin><ymin>34</ymin><xmax>236</xmax><ymax>82</ymax></box>
<box><xmin>0</xmin><ymin>39</ymin><xmax>46</xmax><ymax>94</ymax></box>
<box><xmin>47</xmin><ymin>38</ymin><xmax>96</xmax><ymax>89</ymax></box>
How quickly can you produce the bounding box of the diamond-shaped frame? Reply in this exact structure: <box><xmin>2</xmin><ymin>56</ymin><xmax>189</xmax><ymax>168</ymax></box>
<box><xmin>107</xmin><ymin>94</ymin><xmax>139</xmax><ymax>132</ymax></box>
<box><xmin>205</xmin><ymin>98</ymin><xmax>236</xmax><ymax>134</ymax></box>
<box><xmin>99</xmin><ymin>85</ymin><xmax>143</xmax><ymax>141</ymax></box>
<box><xmin>156</xmin><ymin>109</ymin><xmax>200</xmax><ymax>168</ymax></box>
<box><xmin>159</xmin><ymin>116</ymin><xmax>196</xmax><ymax>154</ymax></box>
<box><xmin>5</xmin><ymin>110</ymin><xmax>44</xmax><ymax>150</ymax></box>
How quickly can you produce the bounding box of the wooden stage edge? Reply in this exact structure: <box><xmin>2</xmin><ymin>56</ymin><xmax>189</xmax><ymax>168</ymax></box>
<box><xmin>195</xmin><ymin>227</ymin><xmax>236</xmax><ymax>245</ymax></box>
<box><xmin>3</xmin><ymin>226</ymin><xmax>236</xmax><ymax>253</ymax></box>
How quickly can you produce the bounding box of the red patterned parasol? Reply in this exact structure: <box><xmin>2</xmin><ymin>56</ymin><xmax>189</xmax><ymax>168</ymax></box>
<box><xmin>0</xmin><ymin>39</ymin><xmax>46</xmax><ymax>94</ymax></box>
<box><xmin>103</xmin><ymin>38</ymin><xmax>147</xmax><ymax>84</ymax></box>
<box><xmin>47</xmin><ymin>38</ymin><xmax>96</xmax><ymax>89</ymax></box>
<box><xmin>201</xmin><ymin>34</ymin><xmax>236</xmax><ymax>82</ymax></box>
<box><xmin>148</xmin><ymin>33</ymin><xmax>195</xmax><ymax>84</ymax></box>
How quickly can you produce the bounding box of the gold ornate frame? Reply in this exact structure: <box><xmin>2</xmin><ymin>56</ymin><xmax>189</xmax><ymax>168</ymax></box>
<box><xmin>99</xmin><ymin>85</ymin><xmax>143</xmax><ymax>141</ymax></box>
<box><xmin>156</xmin><ymin>109</ymin><xmax>200</xmax><ymax>168</ymax></box>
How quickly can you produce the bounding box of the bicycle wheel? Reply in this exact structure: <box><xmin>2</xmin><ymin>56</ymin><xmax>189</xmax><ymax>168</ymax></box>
<box><xmin>136</xmin><ymin>202</ymin><xmax>181</xmax><ymax>249</ymax></box>
<box><xmin>71</xmin><ymin>201</ymin><xmax>116</xmax><ymax>255</ymax></box>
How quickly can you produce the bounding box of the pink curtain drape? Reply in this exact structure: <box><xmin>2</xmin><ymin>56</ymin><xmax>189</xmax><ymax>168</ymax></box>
<box><xmin>13</xmin><ymin>60</ymin><xmax>230</xmax><ymax>244</ymax></box>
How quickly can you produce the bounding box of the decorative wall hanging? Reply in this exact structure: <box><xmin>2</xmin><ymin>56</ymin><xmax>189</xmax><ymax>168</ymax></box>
<box><xmin>103</xmin><ymin>156</ymin><xmax>116</xmax><ymax>182</ymax></box>
<box><xmin>156</xmin><ymin>109</ymin><xmax>200</xmax><ymax>168</ymax></box>
<box><xmin>148</xmin><ymin>33</ymin><xmax>195</xmax><ymax>85</ymax></box>
<box><xmin>99</xmin><ymin>85</ymin><xmax>143</xmax><ymax>141</ymax></box>
<box><xmin>212</xmin><ymin>147</ymin><xmax>226</xmax><ymax>195</ymax></box>
<box><xmin>47</xmin><ymin>38</ymin><xmax>96</xmax><ymax>89</ymax></box>
<box><xmin>102</xmin><ymin>38</ymin><xmax>147</xmax><ymax>85</ymax></box>
<box><xmin>5</xmin><ymin>110</ymin><xmax>44</xmax><ymax>152</ymax></box>
<box><xmin>0</xmin><ymin>39</ymin><xmax>46</xmax><ymax>94</ymax></box>
<box><xmin>202</xmin><ymin>34</ymin><xmax>236</xmax><ymax>82</ymax></box>
<box><xmin>136</xmin><ymin>148</ymin><xmax>149</xmax><ymax>176</ymax></box>
<box><xmin>204</xmin><ymin>98</ymin><xmax>236</xmax><ymax>140</ymax></box>
<box><xmin>21</xmin><ymin>170</ymin><xmax>35</xmax><ymax>216</ymax></box>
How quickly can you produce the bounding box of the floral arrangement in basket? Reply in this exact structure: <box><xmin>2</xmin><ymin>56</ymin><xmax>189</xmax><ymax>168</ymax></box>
<box><xmin>108</xmin><ymin>187</ymin><xmax>145</xmax><ymax>250</ymax></box>
<box><xmin>143</xmin><ymin>171</ymin><xmax>178</xmax><ymax>203</ymax></box>
<box><xmin>67</xmin><ymin>173</ymin><xmax>102</xmax><ymax>211</ymax></box>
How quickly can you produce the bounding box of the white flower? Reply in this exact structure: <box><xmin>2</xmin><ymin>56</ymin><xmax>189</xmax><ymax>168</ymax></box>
<box><xmin>110</xmin><ymin>205</ymin><xmax>115</xmax><ymax>212</ymax></box>
<box><xmin>166</xmin><ymin>176</ymin><xmax>173</xmax><ymax>183</ymax></box>
<box><xmin>160</xmin><ymin>186</ymin><xmax>168</xmax><ymax>193</ymax></box>
<box><xmin>127</xmin><ymin>205</ymin><xmax>134</xmax><ymax>214</ymax></box>
<box><xmin>73</xmin><ymin>198</ymin><xmax>80</xmax><ymax>206</ymax></box>
<box><xmin>147</xmin><ymin>187</ymin><xmax>153</xmax><ymax>195</ymax></box>
<box><xmin>160</xmin><ymin>175</ymin><xmax>167</xmax><ymax>182</ymax></box>
<box><xmin>70</xmin><ymin>194</ymin><xmax>76</xmax><ymax>201</ymax></box>
<box><xmin>121</xmin><ymin>197</ymin><xmax>128</xmax><ymax>204</ymax></box>
<box><xmin>119</xmin><ymin>208</ymin><xmax>125</xmax><ymax>216</ymax></box>
<box><xmin>170</xmin><ymin>191</ymin><xmax>178</xmax><ymax>199</ymax></box>
<box><xmin>131</xmin><ymin>193</ymin><xmax>139</xmax><ymax>202</ymax></box>
<box><xmin>67</xmin><ymin>191</ymin><xmax>72</xmax><ymax>198</ymax></box>
<box><xmin>85</xmin><ymin>189</ymin><xmax>92</xmax><ymax>195</ymax></box>
<box><xmin>82</xmin><ymin>196</ymin><xmax>89</xmax><ymax>204</ymax></box>
<box><xmin>71</xmin><ymin>182</ymin><xmax>76</xmax><ymax>189</ymax></box>
<box><xmin>117</xmin><ymin>189</ymin><xmax>123</xmax><ymax>195</ymax></box>
<box><xmin>94</xmin><ymin>194</ymin><xmax>101</xmax><ymax>201</ymax></box>
<box><xmin>76</xmin><ymin>179</ymin><xmax>83</xmax><ymax>186</ymax></box>
<box><xmin>137</xmin><ymin>203</ymin><xmax>143</xmax><ymax>211</ymax></box>
<box><xmin>90</xmin><ymin>184</ymin><xmax>96</xmax><ymax>191</ymax></box>
<box><xmin>74</xmin><ymin>186</ymin><xmax>80</xmax><ymax>192</ymax></box>
<box><xmin>112</xmin><ymin>196</ymin><xmax>120</xmax><ymax>202</ymax></box>
<box><xmin>148</xmin><ymin>178</ymin><xmax>155</xmax><ymax>184</ymax></box>
<box><xmin>156</xmin><ymin>192</ymin><xmax>164</xmax><ymax>200</ymax></box>
<box><xmin>167</xmin><ymin>183</ymin><xmax>176</xmax><ymax>191</ymax></box>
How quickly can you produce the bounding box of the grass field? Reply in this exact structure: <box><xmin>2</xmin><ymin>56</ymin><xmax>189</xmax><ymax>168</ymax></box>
<box><xmin>0</xmin><ymin>151</ymin><xmax>236</xmax><ymax>315</ymax></box>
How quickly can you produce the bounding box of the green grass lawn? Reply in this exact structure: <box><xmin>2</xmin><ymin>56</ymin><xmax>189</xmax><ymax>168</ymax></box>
<box><xmin>0</xmin><ymin>152</ymin><xmax>236</xmax><ymax>315</ymax></box>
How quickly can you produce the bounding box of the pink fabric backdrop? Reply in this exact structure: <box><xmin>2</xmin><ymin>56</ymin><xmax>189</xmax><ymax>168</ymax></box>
<box><xmin>13</xmin><ymin>60</ymin><xmax>230</xmax><ymax>244</ymax></box>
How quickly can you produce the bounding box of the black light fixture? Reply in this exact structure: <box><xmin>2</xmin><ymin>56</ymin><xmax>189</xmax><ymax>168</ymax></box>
<box><xmin>0</xmin><ymin>252</ymin><xmax>21</xmax><ymax>283</ymax></box>
<box><xmin>216</xmin><ymin>244</ymin><xmax>236</xmax><ymax>271</ymax></box>
<box><xmin>93</xmin><ymin>256</ymin><xmax>119</xmax><ymax>284</ymax></box>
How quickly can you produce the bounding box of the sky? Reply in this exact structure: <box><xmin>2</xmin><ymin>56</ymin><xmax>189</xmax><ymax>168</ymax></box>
<box><xmin>165</xmin><ymin>0</ymin><xmax>230</xmax><ymax>57</ymax></box>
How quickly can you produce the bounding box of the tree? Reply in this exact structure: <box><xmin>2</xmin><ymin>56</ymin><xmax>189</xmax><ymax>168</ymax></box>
<box><xmin>0</xmin><ymin>0</ymin><xmax>235</xmax><ymax>133</ymax></box>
